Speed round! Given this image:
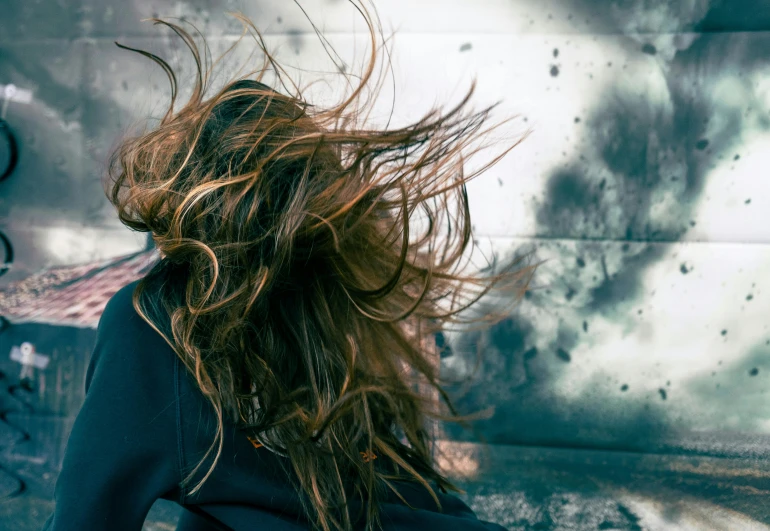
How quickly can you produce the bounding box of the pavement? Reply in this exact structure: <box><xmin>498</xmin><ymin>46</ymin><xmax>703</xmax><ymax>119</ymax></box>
<box><xmin>2</xmin><ymin>440</ymin><xmax>770</xmax><ymax>531</ymax></box>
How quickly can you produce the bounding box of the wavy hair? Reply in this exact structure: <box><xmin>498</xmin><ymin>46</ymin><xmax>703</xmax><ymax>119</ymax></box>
<box><xmin>106</xmin><ymin>2</ymin><xmax>540</xmax><ymax>530</ymax></box>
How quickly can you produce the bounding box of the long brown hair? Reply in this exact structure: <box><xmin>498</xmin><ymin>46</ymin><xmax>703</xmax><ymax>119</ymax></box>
<box><xmin>106</xmin><ymin>2</ymin><xmax>540</xmax><ymax>530</ymax></box>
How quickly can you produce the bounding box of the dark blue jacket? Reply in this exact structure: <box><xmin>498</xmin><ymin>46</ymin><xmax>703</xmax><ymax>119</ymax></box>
<box><xmin>42</xmin><ymin>279</ymin><xmax>508</xmax><ymax>530</ymax></box>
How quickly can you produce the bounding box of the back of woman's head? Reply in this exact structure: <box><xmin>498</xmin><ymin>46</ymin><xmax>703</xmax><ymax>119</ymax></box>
<box><xmin>106</xmin><ymin>4</ymin><xmax>540</xmax><ymax>530</ymax></box>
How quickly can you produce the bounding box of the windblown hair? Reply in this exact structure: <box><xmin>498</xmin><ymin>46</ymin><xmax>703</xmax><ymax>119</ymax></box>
<box><xmin>106</xmin><ymin>3</ymin><xmax>540</xmax><ymax>530</ymax></box>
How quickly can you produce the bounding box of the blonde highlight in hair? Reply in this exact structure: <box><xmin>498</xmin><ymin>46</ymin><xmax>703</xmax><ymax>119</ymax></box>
<box><xmin>108</xmin><ymin>2</ymin><xmax>541</xmax><ymax>530</ymax></box>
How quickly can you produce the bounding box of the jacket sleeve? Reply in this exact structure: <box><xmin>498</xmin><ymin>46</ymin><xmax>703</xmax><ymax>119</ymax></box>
<box><xmin>42</xmin><ymin>281</ymin><xmax>182</xmax><ymax>531</ymax></box>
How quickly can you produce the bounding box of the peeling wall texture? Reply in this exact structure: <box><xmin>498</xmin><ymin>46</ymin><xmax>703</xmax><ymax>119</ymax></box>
<box><xmin>2</xmin><ymin>1</ymin><xmax>770</xmax><ymax>530</ymax></box>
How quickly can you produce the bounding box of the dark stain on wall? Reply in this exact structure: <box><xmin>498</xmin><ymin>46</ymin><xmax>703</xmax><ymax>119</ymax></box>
<box><xmin>286</xmin><ymin>29</ymin><xmax>305</xmax><ymax>55</ymax></box>
<box><xmin>696</xmin><ymin>0</ymin><xmax>770</xmax><ymax>32</ymax></box>
<box><xmin>532</xmin><ymin>29</ymin><xmax>770</xmax><ymax>317</ymax></box>
<box><xmin>441</xmin><ymin>313</ymin><xmax>674</xmax><ymax>451</ymax></box>
<box><xmin>587</xmin><ymin>246</ymin><xmax>664</xmax><ymax>312</ymax></box>
<box><xmin>445</xmin><ymin>6</ymin><xmax>770</xmax><ymax>456</ymax></box>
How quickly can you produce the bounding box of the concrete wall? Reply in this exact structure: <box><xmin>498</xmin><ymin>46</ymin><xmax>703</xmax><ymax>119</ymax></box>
<box><xmin>1</xmin><ymin>1</ymin><xmax>770</xmax><ymax>529</ymax></box>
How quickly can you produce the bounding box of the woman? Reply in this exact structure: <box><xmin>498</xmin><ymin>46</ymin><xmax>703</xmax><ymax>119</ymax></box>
<box><xmin>43</xmin><ymin>3</ymin><xmax>539</xmax><ymax>530</ymax></box>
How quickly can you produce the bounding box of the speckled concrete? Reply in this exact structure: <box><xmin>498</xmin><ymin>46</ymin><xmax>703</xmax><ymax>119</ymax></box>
<box><xmin>3</xmin><ymin>441</ymin><xmax>770</xmax><ymax>530</ymax></box>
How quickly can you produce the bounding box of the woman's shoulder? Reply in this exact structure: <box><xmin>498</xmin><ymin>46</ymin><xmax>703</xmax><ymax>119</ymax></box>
<box><xmin>90</xmin><ymin>277</ymin><xmax>178</xmax><ymax>383</ymax></box>
<box><xmin>100</xmin><ymin>275</ymin><xmax>170</xmax><ymax>337</ymax></box>
<box><xmin>101</xmin><ymin>279</ymin><xmax>141</xmax><ymax>320</ymax></box>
